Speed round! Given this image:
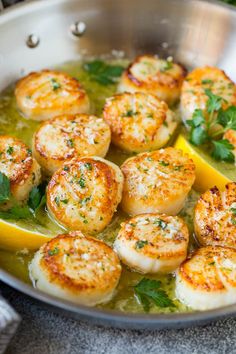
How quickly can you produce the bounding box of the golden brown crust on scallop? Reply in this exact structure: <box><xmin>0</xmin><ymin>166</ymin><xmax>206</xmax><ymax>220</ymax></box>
<box><xmin>194</xmin><ymin>182</ymin><xmax>236</xmax><ymax>249</ymax></box>
<box><xmin>117</xmin><ymin>214</ymin><xmax>189</xmax><ymax>260</ymax></box>
<box><xmin>0</xmin><ymin>135</ymin><xmax>41</xmax><ymax>203</ymax></box>
<box><xmin>178</xmin><ymin>246</ymin><xmax>236</xmax><ymax>292</ymax></box>
<box><xmin>46</xmin><ymin>157</ymin><xmax>123</xmax><ymax>233</ymax></box>
<box><xmin>118</xmin><ymin>55</ymin><xmax>187</xmax><ymax>105</ymax></box>
<box><xmin>15</xmin><ymin>70</ymin><xmax>90</xmax><ymax>121</ymax></box>
<box><xmin>33</xmin><ymin>114</ymin><xmax>111</xmax><ymax>175</ymax></box>
<box><xmin>121</xmin><ymin>147</ymin><xmax>195</xmax><ymax>216</ymax></box>
<box><xmin>39</xmin><ymin>231</ymin><xmax>121</xmax><ymax>295</ymax></box>
<box><xmin>103</xmin><ymin>92</ymin><xmax>177</xmax><ymax>153</ymax></box>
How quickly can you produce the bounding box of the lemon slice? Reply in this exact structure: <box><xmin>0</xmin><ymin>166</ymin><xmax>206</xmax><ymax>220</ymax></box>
<box><xmin>0</xmin><ymin>219</ymin><xmax>52</xmax><ymax>251</ymax></box>
<box><xmin>174</xmin><ymin>134</ymin><xmax>235</xmax><ymax>192</ymax></box>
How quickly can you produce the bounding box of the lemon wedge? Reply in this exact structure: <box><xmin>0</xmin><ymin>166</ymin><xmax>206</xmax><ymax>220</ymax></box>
<box><xmin>0</xmin><ymin>219</ymin><xmax>52</xmax><ymax>251</ymax></box>
<box><xmin>174</xmin><ymin>134</ymin><xmax>234</xmax><ymax>192</ymax></box>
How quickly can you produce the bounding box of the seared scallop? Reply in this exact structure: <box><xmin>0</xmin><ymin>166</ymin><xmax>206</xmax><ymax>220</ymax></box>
<box><xmin>118</xmin><ymin>55</ymin><xmax>187</xmax><ymax>105</ymax></box>
<box><xmin>46</xmin><ymin>157</ymin><xmax>123</xmax><ymax>233</ymax></box>
<box><xmin>0</xmin><ymin>135</ymin><xmax>41</xmax><ymax>205</ymax></box>
<box><xmin>194</xmin><ymin>182</ymin><xmax>236</xmax><ymax>250</ymax></box>
<box><xmin>114</xmin><ymin>213</ymin><xmax>189</xmax><ymax>274</ymax></box>
<box><xmin>180</xmin><ymin>66</ymin><xmax>236</xmax><ymax>122</ymax></box>
<box><xmin>103</xmin><ymin>92</ymin><xmax>177</xmax><ymax>153</ymax></box>
<box><xmin>15</xmin><ymin>70</ymin><xmax>90</xmax><ymax>121</ymax></box>
<box><xmin>175</xmin><ymin>246</ymin><xmax>236</xmax><ymax>310</ymax></box>
<box><xmin>29</xmin><ymin>231</ymin><xmax>121</xmax><ymax>306</ymax></box>
<box><xmin>121</xmin><ymin>147</ymin><xmax>195</xmax><ymax>216</ymax></box>
<box><xmin>33</xmin><ymin>114</ymin><xmax>111</xmax><ymax>175</ymax></box>
<box><xmin>224</xmin><ymin>129</ymin><xmax>236</xmax><ymax>163</ymax></box>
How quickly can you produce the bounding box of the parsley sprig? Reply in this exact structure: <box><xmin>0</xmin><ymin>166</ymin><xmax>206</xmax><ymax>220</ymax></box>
<box><xmin>83</xmin><ymin>60</ymin><xmax>124</xmax><ymax>85</ymax></box>
<box><xmin>186</xmin><ymin>89</ymin><xmax>236</xmax><ymax>163</ymax></box>
<box><xmin>134</xmin><ymin>278</ymin><xmax>175</xmax><ymax>312</ymax></box>
<box><xmin>0</xmin><ymin>172</ymin><xmax>46</xmax><ymax>220</ymax></box>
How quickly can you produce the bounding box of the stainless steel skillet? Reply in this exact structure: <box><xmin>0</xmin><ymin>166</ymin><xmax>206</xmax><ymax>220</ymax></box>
<box><xmin>0</xmin><ymin>0</ymin><xmax>236</xmax><ymax>329</ymax></box>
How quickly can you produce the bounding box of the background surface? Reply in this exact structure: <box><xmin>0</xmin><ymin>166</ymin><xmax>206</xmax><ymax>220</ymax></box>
<box><xmin>2</xmin><ymin>283</ymin><xmax>236</xmax><ymax>354</ymax></box>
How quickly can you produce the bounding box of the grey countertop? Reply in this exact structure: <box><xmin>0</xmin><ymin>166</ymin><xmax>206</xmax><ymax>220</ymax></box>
<box><xmin>1</xmin><ymin>282</ymin><xmax>236</xmax><ymax>354</ymax></box>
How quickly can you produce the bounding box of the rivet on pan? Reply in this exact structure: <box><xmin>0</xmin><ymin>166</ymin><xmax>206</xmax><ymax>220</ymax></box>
<box><xmin>70</xmin><ymin>21</ymin><xmax>86</xmax><ymax>37</ymax></box>
<box><xmin>26</xmin><ymin>34</ymin><xmax>40</xmax><ymax>48</ymax></box>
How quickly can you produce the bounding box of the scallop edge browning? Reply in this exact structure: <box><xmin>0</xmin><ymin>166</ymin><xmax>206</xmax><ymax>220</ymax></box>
<box><xmin>103</xmin><ymin>92</ymin><xmax>177</xmax><ymax>153</ymax></box>
<box><xmin>0</xmin><ymin>135</ymin><xmax>41</xmax><ymax>205</ymax></box>
<box><xmin>29</xmin><ymin>231</ymin><xmax>122</xmax><ymax>306</ymax></box>
<box><xmin>175</xmin><ymin>246</ymin><xmax>236</xmax><ymax>311</ymax></box>
<box><xmin>120</xmin><ymin>147</ymin><xmax>196</xmax><ymax>216</ymax></box>
<box><xmin>33</xmin><ymin>114</ymin><xmax>111</xmax><ymax>175</ymax></box>
<box><xmin>15</xmin><ymin>70</ymin><xmax>90</xmax><ymax>121</ymax></box>
<box><xmin>46</xmin><ymin>156</ymin><xmax>124</xmax><ymax>233</ymax></box>
<box><xmin>114</xmin><ymin>213</ymin><xmax>189</xmax><ymax>274</ymax></box>
<box><xmin>118</xmin><ymin>54</ymin><xmax>187</xmax><ymax>105</ymax></box>
<box><xmin>194</xmin><ymin>182</ymin><xmax>236</xmax><ymax>250</ymax></box>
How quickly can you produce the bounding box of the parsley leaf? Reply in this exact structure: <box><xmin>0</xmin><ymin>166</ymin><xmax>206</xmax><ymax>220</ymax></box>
<box><xmin>0</xmin><ymin>172</ymin><xmax>10</xmax><ymax>204</ymax></box>
<box><xmin>135</xmin><ymin>240</ymin><xmax>148</xmax><ymax>249</ymax></box>
<box><xmin>205</xmin><ymin>89</ymin><xmax>224</xmax><ymax>113</ymax></box>
<box><xmin>212</xmin><ymin>139</ymin><xmax>235</xmax><ymax>162</ymax></box>
<box><xmin>217</xmin><ymin>106</ymin><xmax>236</xmax><ymax>130</ymax></box>
<box><xmin>189</xmin><ymin>126</ymin><xmax>208</xmax><ymax>146</ymax></box>
<box><xmin>83</xmin><ymin>60</ymin><xmax>124</xmax><ymax>86</ymax></box>
<box><xmin>51</xmin><ymin>78</ymin><xmax>61</xmax><ymax>91</ymax></box>
<box><xmin>48</xmin><ymin>247</ymin><xmax>59</xmax><ymax>256</ymax></box>
<box><xmin>134</xmin><ymin>278</ymin><xmax>175</xmax><ymax>312</ymax></box>
<box><xmin>160</xmin><ymin>60</ymin><xmax>173</xmax><ymax>72</ymax></box>
<box><xmin>186</xmin><ymin>109</ymin><xmax>208</xmax><ymax>145</ymax></box>
<box><xmin>0</xmin><ymin>205</ymin><xmax>32</xmax><ymax>220</ymax></box>
<box><xmin>28</xmin><ymin>184</ymin><xmax>46</xmax><ymax>213</ymax></box>
<box><xmin>187</xmin><ymin>90</ymin><xmax>235</xmax><ymax>163</ymax></box>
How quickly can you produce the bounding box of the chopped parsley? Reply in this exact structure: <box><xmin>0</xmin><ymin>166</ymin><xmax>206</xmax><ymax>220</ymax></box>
<box><xmin>135</xmin><ymin>240</ymin><xmax>148</xmax><ymax>249</ymax></box>
<box><xmin>84</xmin><ymin>162</ymin><xmax>92</xmax><ymax>170</ymax></box>
<box><xmin>159</xmin><ymin>160</ymin><xmax>169</xmax><ymax>167</ymax></box>
<box><xmin>48</xmin><ymin>247</ymin><xmax>59</xmax><ymax>256</ymax></box>
<box><xmin>154</xmin><ymin>218</ymin><xmax>167</xmax><ymax>230</ymax></box>
<box><xmin>54</xmin><ymin>196</ymin><xmax>60</xmax><ymax>206</ymax></box>
<box><xmin>67</xmin><ymin>139</ymin><xmax>74</xmax><ymax>148</ymax></box>
<box><xmin>61</xmin><ymin>199</ymin><xmax>69</xmax><ymax>204</ymax></box>
<box><xmin>160</xmin><ymin>60</ymin><xmax>173</xmax><ymax>72</ymax></box>
<box><xmin>78</xmin><ymin>177</ymin><xmax>86</xmax><ymax>188</ymax></box>
<box><xmin>6</xmin><ymin>146</ymin><xmax>13</xmax><ymax>155</ymax></box>
<box><xmin>201</xmin><ymin>79</ymin><xmax>213</xmax><ymax>85</ymax></box>
<box><xmin>51</xmin><ymin>78</ymin><xmax>61</xmax><ymax>91</ymax></box>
